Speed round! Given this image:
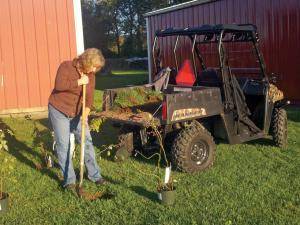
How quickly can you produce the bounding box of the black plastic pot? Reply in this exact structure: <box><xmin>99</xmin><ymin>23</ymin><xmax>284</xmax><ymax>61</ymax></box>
<box><xmin>158</xmin><ymin>189</ymin><xmax>176</xmax><ymax>205</ymax></box>
<box><xmin>0</xmin><ymin>193</ymin><xmax>9</xmax><ymax>215</ymax></box>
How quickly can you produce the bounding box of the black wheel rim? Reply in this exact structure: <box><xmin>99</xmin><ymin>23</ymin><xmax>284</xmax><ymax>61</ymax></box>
<box><xmin>190</xmin><ymin>140</ymin><xmax>209</xmax><ymax>165</ymax></box>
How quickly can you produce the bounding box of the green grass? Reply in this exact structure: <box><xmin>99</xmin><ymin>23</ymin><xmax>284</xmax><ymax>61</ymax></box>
<box><xmin>0</xmin><ymin>71</ymin><xmax>299</xmax><ymax>224</ymax></box>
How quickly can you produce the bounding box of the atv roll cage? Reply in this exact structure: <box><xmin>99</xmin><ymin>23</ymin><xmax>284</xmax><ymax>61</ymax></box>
<box><xmin>153</xmin><ymin>24</ymin><xmax>267</xmax><ymax>80</ymax></box>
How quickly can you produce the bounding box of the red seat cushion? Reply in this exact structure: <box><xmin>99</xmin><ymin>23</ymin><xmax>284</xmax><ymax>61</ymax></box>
<box><xmin>175</xmin><ymin>60</ymin><xmax>196</xmax><ymax>86</ymax></box>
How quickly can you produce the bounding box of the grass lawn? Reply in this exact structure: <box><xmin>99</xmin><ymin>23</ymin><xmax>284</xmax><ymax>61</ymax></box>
<box><xmin>0</xmin><ymin>70</ymin><xmax>299</xmax><ymax>224</ymax></box>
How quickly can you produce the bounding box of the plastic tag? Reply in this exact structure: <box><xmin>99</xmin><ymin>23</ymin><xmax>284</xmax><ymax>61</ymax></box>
<box><xmin>158</xmin><ymin>193</ymin><xmax>162</xmax><ymax>200</ymax></box>
<box><xmin>164</xmin><ymin>166</ymin><xmax>171</xmax><ymax>184</ymax></box>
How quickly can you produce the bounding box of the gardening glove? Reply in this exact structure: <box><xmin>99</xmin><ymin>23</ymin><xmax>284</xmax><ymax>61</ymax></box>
<box><xmin>77</xmin><ymin>75</ymin><xmax>89</xmax><ymax>86</ymax></box>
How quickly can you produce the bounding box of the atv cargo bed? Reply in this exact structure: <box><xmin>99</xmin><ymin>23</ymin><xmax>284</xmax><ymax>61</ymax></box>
<box><xmin>98</xmin><ymin>84</ymin><xmax>223</xmax><ymax>127</ymax></box>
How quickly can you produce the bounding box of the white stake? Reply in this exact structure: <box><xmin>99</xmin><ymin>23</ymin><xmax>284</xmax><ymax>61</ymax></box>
<box><xmin>164</xmin><ymin>165</ymin><xmax>171</xmax><ymax>184</ymax></box>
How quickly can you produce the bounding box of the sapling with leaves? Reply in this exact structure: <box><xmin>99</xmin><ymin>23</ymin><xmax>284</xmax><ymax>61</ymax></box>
<box><xmin>131</xmin><ymin>116</ymin><xmax>176</xmax><ymax>192</ymax></box>
<box><xmin>150</xmin><ymin>122</ymin><xmax>176</xmax><ymax>192</ymax></box>
<box><xmin>32</xmin><ymin>120</ymin><xmax>54</xmax><ymax>168</ymax></box>
<box><xmin>0</xmin><ymin>125</ymin><xmax>14</xmax><ymax>200</ymax></box>
<box><xmin>89</xmin><ymin>117</ymin><xmax>106</xmax><ymax>133</ymax></box>
<box><xmin>90</xmin><ymin>102</ymin><xmax>176</xmax><ymax>193</ymax></box>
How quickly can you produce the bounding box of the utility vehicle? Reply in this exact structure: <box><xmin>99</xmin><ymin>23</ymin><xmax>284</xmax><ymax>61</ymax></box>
<box><xmin>99</xmin><ymin>24</ymin><xmax>289</xmax><ymax>173</ymax></box>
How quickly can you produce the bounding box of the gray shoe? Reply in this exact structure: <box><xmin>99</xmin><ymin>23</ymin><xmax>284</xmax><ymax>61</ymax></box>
<box><xmin>64</xmin><ymin>183</ymin><xmax>77</xmax><ymax>195</ymax></box>
<box><xmin>95</xmin><ymin>178</ymin><xmax>108</xmax><ymax>186</ymax></box>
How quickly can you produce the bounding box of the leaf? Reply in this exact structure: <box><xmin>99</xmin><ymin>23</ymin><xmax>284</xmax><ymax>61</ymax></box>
<box><xmin>6</xmin><ymin>129</ymin><xmax>14</xmax><ymax>136</ymax></box>
<box><xmin>3</xmin><ymin>144</ymin><xmax>8</xmax><ymax>151</ymax></box>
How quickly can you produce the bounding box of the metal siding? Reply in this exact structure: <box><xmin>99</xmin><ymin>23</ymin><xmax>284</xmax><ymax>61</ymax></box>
<box><xmin>0</xmin><ymin>31</ymin><xmax>4</xmax><ymax>110</ymax></box>
<box><xmin>44</xmin><ymin>0</ymin><xmax>60</xmax><ymax>95</ymax></box>
<box><xmin>147</xmin><ymin>0</ymin><xmax>300</xmax><ymax>101</ymax></box>
<box><xmin>0</xmin><ymin>0</ymin><xmax>19</xmax><ymax>109</ymax></box>
<box><xmin>0</xmin><ymin>0</ymin><xmax>77</xmax><ymax>111</ymax></box>
<box><xmin>10</xmin><ymin>0</ymin><xmax>30</xmax><ymax>108</ymax></box>
<box><xmin>22</xmin><ymin>0</ymin><xmax>42</xmax><ymax>107</ymax></box>
<box><xmin>33</xmin><ymin>0</ymin><xmax>52</xmax><ymax>107</ymax></box>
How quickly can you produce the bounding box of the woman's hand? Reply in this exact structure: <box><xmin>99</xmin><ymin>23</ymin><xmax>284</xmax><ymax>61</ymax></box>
<box><xmin>77</xmin><ymin>75</ymin><xmax>89</xmax><ymax>86</ymax></box>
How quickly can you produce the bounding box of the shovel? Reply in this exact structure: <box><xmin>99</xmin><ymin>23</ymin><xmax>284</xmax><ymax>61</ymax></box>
<box><xmin>79</xmin><ymin>82</ymin><xmax>87</xmax><ymax>189</ymax></box>
<box><xmin>76</xmin><ymin>82</ymin><xmax>115</xmax><ymax>201</ymax></box>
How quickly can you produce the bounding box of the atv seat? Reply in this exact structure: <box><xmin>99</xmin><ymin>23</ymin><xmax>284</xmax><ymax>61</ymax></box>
<box><xmin>196</xmin><ymin>68</ymin><xmax>222</xmax><ymax>87</ymax></box>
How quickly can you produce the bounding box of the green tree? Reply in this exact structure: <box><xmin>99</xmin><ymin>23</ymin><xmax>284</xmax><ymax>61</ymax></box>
<box><xmin>81</xmin><ymin>0</ymin><xmax>190</xmax><ymax>57</ymax></box>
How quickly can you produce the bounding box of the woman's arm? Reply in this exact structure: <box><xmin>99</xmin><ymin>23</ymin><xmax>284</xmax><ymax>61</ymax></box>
<box><xmin>85</xmin><ymin>74</ymin><xmax>95</xmax><ymax>109</ymax></box>
<box><xmin>54</xmin><ymin>63</ymin><xmax>78</xmax><ymax>91</ymax></box>
<box><xmin>55</xmin><ymin>62</ymin><xmax>88</xmax><ymax>91</ymax></box>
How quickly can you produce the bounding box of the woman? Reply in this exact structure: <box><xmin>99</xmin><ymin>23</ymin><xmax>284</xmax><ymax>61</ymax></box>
<box><xmin>48</xmin><ymin>48</ymin><xmax>106</xmax><ymax>189</ymax></box>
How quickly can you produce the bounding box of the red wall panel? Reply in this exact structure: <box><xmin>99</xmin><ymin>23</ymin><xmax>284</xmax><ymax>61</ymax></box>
<box><xmin>0</xmin><ymin>0</ymin><xmax>77</xmax><ymax>111</ymax></box>
<box><xmin>0</xmin><ymin>0</ymin><xmax>19</xmax><ymax>109</ymax></box>
<box><xmin>147</xmin><ymin>0</ymin><xmax>300</xmax><ymax>101</ymax></box>
<box><xmin>22</xmin><ymin>0</ymin><xmax>42</xmax><ymax>107</ymax></box>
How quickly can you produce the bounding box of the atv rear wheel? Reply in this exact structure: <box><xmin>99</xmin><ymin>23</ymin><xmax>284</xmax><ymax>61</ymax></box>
<box><xmin>270</xmin><ymin>108</ymin><xmax>288</xmax><ymax>148</ymax></box>
<box><xmin>172</xmin><ymin>121</ymin><xmax>215</xmax><ymax>173</ymax></box>
<box><xmin>114</xmin><ymin>130</ymin><xmax>134</xmax><ymax>162</ymax></box>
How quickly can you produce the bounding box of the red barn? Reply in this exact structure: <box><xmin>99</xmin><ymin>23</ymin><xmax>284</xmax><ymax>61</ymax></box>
<box><xmin>0</xmin><ymin>0</ymin><xmax>84</xmax><ymax>115</ymax></box>
<box><xmin>145</xmin><ymin>0</ymin><xmax>300</xmax><ymax>103</ymax></box>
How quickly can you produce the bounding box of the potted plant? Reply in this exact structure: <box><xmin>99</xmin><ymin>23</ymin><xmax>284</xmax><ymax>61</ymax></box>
<box><xmin>157</xmin><ymin>167</ymin><xmax>176</xmax><ymax>205</ymax></box>
<box><xmin>149</xmin><ymin>123</ymin><xmax>177</xmax><ymax>206</ymax></box>
<box><xmin>0</xmin><ymin>126</ymin><xmax>13</xmax><ymax>215</ymax></box>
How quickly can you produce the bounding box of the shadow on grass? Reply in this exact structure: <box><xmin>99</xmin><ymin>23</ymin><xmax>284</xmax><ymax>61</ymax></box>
<box><xmin>0</xmin><ymin>119</ymin><xmax>60</xmax><ymax>185</ymax></box>
<box><xmin>130</xmin><ymin>185</ymin><xmax>159</xmax><ymax>203</ymax></box>
<box><xmin>38</xmin><ymin>118</ymin><xmax>52</xmax><ymax>129</ymax></box>
<box><xmin>102</xmin><ymin>175</ymin><xmax>124</xmax><ymax>185</ymax></box>
<box><xmin>287</xmin><ymin>107</ymin><xmax>300</xmax><ymax>123</ymax></box>
<box><xmin>247</xmin><ymin>137</ymin><xmax>274</xmax><ymax>147</ymax></box>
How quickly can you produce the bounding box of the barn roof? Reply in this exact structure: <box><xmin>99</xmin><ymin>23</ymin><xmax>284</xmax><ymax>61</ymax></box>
<box><xmin>144</xmin><ymin>0</ymin><xmax>218</xmax><ymax>17</ymax></box>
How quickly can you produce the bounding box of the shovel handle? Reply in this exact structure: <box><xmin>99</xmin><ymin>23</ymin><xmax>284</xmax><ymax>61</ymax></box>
<box><xmin>79</xmin><ymin>84</ymin><xmax>87</xmax><ymax>188</ymax></box>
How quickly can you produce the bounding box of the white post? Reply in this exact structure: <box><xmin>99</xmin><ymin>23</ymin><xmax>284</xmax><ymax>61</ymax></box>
<box><xmin>71</xmin><ymin>0</ymin><xmax>84</xmax><ymax>157</ymax></box>
<box><xmin>73</xmin><ymin>0</ymin><xmax>85</xmax><ymax>54</ymax></box>
<box><xmin>146</xmin><ymin>17</ymin><xmax>152</xmax><ymax>83</ymax></box>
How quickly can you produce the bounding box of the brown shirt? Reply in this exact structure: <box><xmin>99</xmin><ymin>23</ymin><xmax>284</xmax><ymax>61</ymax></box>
<box><xmin>49</xmin><ymin>61</ymin><xmax>95</xmax><ymax>117</ymax></box>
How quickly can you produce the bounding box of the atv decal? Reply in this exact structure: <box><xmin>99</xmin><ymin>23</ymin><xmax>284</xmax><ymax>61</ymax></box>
<box><xmin>171</xmin><ymin>108</ymin><xmax>207</xmax><ymax>121</ymax></box>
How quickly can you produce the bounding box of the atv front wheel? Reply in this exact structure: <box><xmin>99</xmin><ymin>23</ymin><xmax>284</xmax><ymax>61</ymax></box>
<box><xmin>270</xmin><ymin>108</ymin><xmax>288</xmax><ymax>148</ymax></box>
<box><xmin>172</xmin><ymin>121</ymin><xmax>215</xmax><ymax>173</ymax></box>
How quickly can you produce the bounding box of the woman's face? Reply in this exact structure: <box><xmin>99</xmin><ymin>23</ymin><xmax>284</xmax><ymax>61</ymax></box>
<box><xmin>90</xmin><ymin>65</ymin><xmax>102</xmax><ymax>73</ymax></box>
<box><xmin>82</xmin><ymin>66</ymin><xmax>97</xmax><ymax>74</ymax></box>
<box><xmin>91</xmin><ymin>66</ymin><xmax>97</xmax><ymax>73</ymax></box>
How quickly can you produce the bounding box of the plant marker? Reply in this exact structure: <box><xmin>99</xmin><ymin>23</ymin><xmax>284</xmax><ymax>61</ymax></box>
<box><xmin>164</xmin><ymin>165</ymin><xmax>171</xmax><ymax>184</ymax></box>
